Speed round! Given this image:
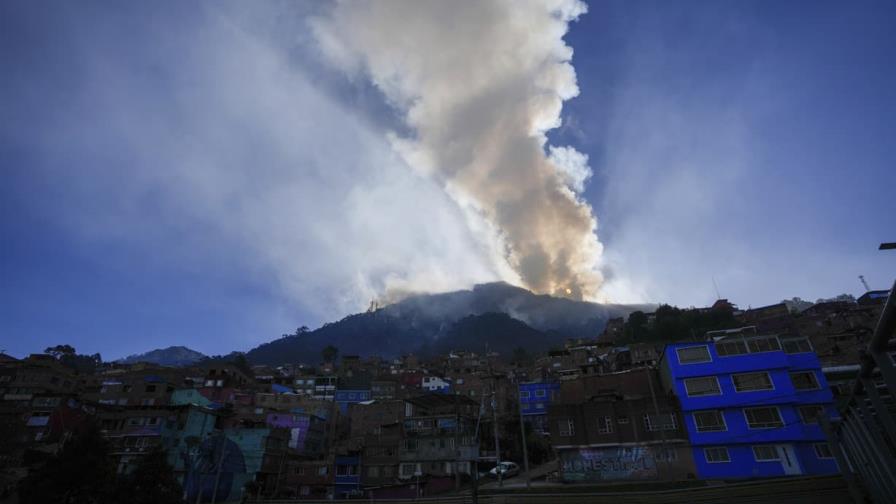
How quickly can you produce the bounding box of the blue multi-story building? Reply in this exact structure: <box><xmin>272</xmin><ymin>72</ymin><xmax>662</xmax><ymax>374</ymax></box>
<box><xmin>334</xmin><ymin>455</ymin><xmax>361</xmax><ymax>499</ymax></box>
<box><xmin>518</xmin><ymin>381</ymin><xmax>560</xmax><ymax>433</ymax></box>
<box><xmin>334</xmin><ymin>389</ymin><xmax>370</xmax><ymax>414</ymax></box>
<box><xmin>659</xmin><ymin>333</ymin><xmax>839</xmax><ymax>479</ymax></box>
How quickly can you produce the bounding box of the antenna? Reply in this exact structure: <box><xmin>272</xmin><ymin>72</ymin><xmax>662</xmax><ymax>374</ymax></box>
<box><xmin>712</xmin><ymin>276</ymin><xmax>721</xmax><ymax>300</ymax></box>
<box><xmin>858</xmin><ymin>275</ymin><xmax>871</xmax><ymax>292</ymax></box>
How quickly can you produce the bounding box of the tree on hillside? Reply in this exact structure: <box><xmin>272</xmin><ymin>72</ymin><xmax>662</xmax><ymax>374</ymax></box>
<box><xmin>295</xmin><ymin>326</ymin><xmax>310</xmax><ymax>336</ymax></box>
<box><xmin>322</xmin><ymin>345</ymin><xmax>339</xmax><ymax>363</ymax></box>
<box><xmin>44</xmin><ymin>344</ymin><xmax>76</xmax><ymax>359</ymax></box>
<box><xmin>43</xmin><ymin>344</ymin><xmax>102</xmax><ymax>374</ymax></box>
<box><xmin>623</xmin><ymin>311</ymin><xmax>649</xmax><ymax>341</ymax></box>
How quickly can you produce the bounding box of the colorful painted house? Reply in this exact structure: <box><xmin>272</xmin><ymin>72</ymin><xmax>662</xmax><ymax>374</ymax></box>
<box><xmin>265</xmin><ymin>411</ymin><xmax>326</xmax><ymax>456</ymax></box>
<box><xmin>518</xmin><ymin>381</ymin><xmax>560</xmax><ymax>433</ymax></box>
<box><xmin>659</xmin><ymin>334</ymin><xmax>839</xmax><ymax>479</ymax></box>
<box><xmin>334</xmin><ymin>454</ymin><xmax>362</xmax><ymax>499</ymax></box>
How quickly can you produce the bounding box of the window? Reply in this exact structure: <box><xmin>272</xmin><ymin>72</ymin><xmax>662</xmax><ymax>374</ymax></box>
<box><xmin>716</xmin><ymin>340</ymin><xmax>748</xmax><ymax>357</ymax></box>
<box><xmin>677</xmin><ymin>346</ymin><xmax>711</xmax><ymax>364</ymax></box>
<box><xmin>147</xmin><ymin>417</ymin><xmax>160</xmax><ymax>425</ymax></box>
<box><xmin>205</xmin><ymin>379</ymin><xmax>215</xmax><ymax>387</ymax></box>
<box><xmin>747</xmin><ymin>336</ymin><xmax>781</xmax><ymax>353</ymax></box>
<box><xmin>732</xmin><ymin>372</ymin><xmax>773</xmax><ymax>392</ymax></box>
<box><xmin>145</xmin><ymin>385</ymin><xmax>156</xmax><ymax>393</ymax></box>
<box><xmin>558</xmin><ymin>419</ymin><xmax>575</xmax><ymax>437</ymax></box>
<box><xmin>798</xmin><ymin>405</ymin><xmax>825</xmax><ymax>425</ymax></box>
<box><xmin>383</xmin><ymin>466</ymin><xmax>394</xmax><ymax>476</ymax></box>
<box><xmin>368</xmin><ymin>466</ymin><xmax>380</xmax><ymax>477</ymax></box>
<box><xmin>684</xmin><ymin>376</ymin><xmax>721</xmax><ymax>397</ymax></box>
<box><xmin>597</xmin><ymin>416</ymin><xmax>613</xmax><ymax>434</ymax></box>
<box><xmin>752</xmin><ymin>445</ymin><xmax>780</xmax><ymax>461</ymax></box>
<box><xmin>704</xmin><ymin>447</ymin><xmax>730</xmax><ymax>463</ymax></box>
<box><xmin>644</xmin><ymin>413</ymin><xmax>677</xmax><ymax>431</ymax></box>
<box><xmin>519</xmin><ymin>391</ymin><xmax>530</xmax><ymax>399</ymax></box>
<box><xmin>295</xmin><ymin>466</ymin><xmax>305</xmax><ymax>475</ymax></box>
<box><xmin>782</xmin><ymin>338</ymin><xmax>813</xmax><ymax>354</ymax></box>
<box><xmin>300</xmin><ymin>486</ymin><xmax>310</xmax><ymax>496</ymax></box>
<box><xmin>318</xmin><ymin>466</ymin><xmax>328</xmax><ymax>476</ymax></box>
<box><xmin>535</xmin><ymin>402</ymin><xmax>545</xmax><ymax>409</ymax></box>
<box><xmin>400</xmin><ymin>463</ymin><xmax>418</xmax><ymax>477</ymax></box>
<box><xmin>617</xmin><ymin>416</ymin><xmax>629</xmax><ymax>424</ymax></box>
<box><xmin>123</xmin><ymin>385</ymin><xmax>132</xmax><ymax>393</ymax></box>
<box><xmin>744</xmin><ymin>407</ymin><xmax>784</xmax><ymax>429</ymax></box>
<box><xmin>693</xmin><ymin>410</ymin><xmax>726</xmax><ymax>432</ymax></box>
<box><xmin>535</xmin><ymin>389</ymin><xmax>546</xmax><ymax>397</ymax></box>
<box><xmin>814</xmin><ymin>443</ymin><xmax>834</xmax><ymax>459</ymax></box>
<box><xmin>790</xmin><ymin>371</ymin><xmax>820</xmax><ymax>391</ymax></box>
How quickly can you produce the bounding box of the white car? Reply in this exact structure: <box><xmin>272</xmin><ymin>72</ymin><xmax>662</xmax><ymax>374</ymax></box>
<box><xmin>488</xmin><ymin>461</ymin><xmax>520</xmax><ymax>478</ymax></box>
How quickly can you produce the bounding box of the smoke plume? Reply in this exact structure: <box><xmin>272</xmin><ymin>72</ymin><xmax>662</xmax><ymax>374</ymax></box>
<box><xmin>311</xmin><ymin>0</ymin><xmax>604</xmax><ymax>300</ymax></box>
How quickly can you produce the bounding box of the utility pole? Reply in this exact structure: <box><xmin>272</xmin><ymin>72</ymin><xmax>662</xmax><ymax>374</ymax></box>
<box><xmin>645</xmin><ymin>367</ymin><xmax>669</xmax><ymax>480</ymax></box>
<box><xmin>516</xmin><ymin>388</ymin><xmax>531</xmax><ymax>489</ymax></box>
<box><xmin>210</xmin><ymin>434</ymin><xmax>229</xmax><ymax>504</ymax></box>
<box><xmin>490</xmin><ymin>374</ymin><xmax>502</xmax><ymax>487</ymax></box>
<box><xmin>471</xmin><ymin>389</ymin><xmax>486</xmax><ymax>504</ymax></box>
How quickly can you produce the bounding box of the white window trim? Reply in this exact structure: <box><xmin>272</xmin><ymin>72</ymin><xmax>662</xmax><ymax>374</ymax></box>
<box><xmin>693</xmin><ymin>410</ymin><xmax>728</xmax><ymax>432</ymax></box>
<box><xmin>597</xmin><ymin>416</ymin><xmax>613</xmax><ymax>434</ymax></box>
<box><xmin>731</xmin><ymin>372</ymin><xmax>775</xmax><ymax>393</ymax></box>
<box><xmin>684</xmin><ymin>376</ymin><xmax>722</xmax><ymax>397</ymax></box>
<box><xmin>743</xmin><ymin>406</ymin><xmax>785</xmax><ymax>430</ymax></box>
<box><xmin>781</xmin><ymin>337</ymin><xmax>813</xmax><ymax>354</ymax></box>
<box><xmin>752</xmin><ymin>445</ymin><xmax>781</xmax><ymax>462</ymax></box>
<box><xmin>790</xmin><ymin>371</ymin><xmax>821</xmax><ymax>391</ymax></box>
<box><xmin>744</xmin><ymin>335</ymin><xmax>783</xmax><ymax>354</ymax></box>
<box><xmin>704</xmin><ymin>447</ymin><xmax>730</xmax><ymax>463</ymax></box>
<box><xmin>676</xmin><ymin>345</ymin><xmax>712</xmax><ymax>365</ymax></box>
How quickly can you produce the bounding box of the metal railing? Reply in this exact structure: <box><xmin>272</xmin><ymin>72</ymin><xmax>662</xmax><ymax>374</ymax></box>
<box><xmin>823</xmin><ymin>279</ymin><xmax>896</xmax><ymax>503</ymax></box>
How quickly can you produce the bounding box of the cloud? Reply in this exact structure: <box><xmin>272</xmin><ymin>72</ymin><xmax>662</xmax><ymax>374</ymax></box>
<box><xmin>3</xmin><ymin>4</ymin><xmax>506</xmax><ymax>323</ymax></box>
<box><xmin>309</xmin><ymin>0</ymin><xmax>604</xmax><ymax>300</ymax></box>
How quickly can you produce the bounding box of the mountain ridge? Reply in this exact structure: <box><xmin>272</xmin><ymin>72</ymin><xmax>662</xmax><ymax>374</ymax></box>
<box><xmin>244</xmin><ymin>282</ymin><xmax>651</xmax><ymax>365</ymax></box>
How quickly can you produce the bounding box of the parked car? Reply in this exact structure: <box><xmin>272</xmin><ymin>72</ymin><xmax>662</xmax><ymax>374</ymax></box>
<box><xmin>488</xmin><ymin>461</ymin><xmax>520</xmax><ymax>478</ymax></box>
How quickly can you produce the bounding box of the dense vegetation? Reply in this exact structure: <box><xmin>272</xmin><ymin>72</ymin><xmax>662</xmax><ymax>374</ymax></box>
<box><xmin>617</xmin><ymin>304</ymin><xmax>741</xmax><ymax>344</ymax></box>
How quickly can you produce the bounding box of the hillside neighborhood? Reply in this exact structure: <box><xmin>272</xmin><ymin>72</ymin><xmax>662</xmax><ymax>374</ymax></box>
<box><xmin>0</xmin><ymin>288</ymin><xmax>891</xmax><ymax>502</ymax></box>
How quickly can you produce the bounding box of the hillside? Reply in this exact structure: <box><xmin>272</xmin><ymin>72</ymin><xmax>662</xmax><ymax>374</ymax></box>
<box><xmin>245</xmin><ymin>282</ymin><xmax>649</xmax><ymax>365</ymax></box>
<box><xmin>117</xmin><ymin>346</ymin><xmax>207</xmax><ymax>367</ymax></box>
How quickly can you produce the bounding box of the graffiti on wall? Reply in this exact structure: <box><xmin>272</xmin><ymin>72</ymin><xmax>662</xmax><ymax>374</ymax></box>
<box><xmin>560</xmin><ymin>446</ymin><xmax>657</xmax><ymax>481</ymax></box>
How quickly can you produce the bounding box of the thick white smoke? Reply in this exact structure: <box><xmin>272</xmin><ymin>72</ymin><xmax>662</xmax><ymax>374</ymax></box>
<box><xmin>311</xmin><ymin>0</ymin><xmax>604</xmax><ymax>300</ymax></box>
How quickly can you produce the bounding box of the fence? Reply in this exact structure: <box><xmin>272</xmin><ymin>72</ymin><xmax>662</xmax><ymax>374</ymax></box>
<box><xmin>823</xmin><ymin>279</ymin><xmax>896</xmax><ymax>503</ymax></box>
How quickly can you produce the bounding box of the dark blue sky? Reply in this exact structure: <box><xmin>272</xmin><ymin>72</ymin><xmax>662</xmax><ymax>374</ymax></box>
<box><xmin>2</xmin><ymin>1</ymin><xmax>894</xmax><ymax>359</ymax></box>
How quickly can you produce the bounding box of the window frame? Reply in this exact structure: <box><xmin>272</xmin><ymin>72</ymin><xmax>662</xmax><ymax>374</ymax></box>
<box><xmin>752</xmin><ymin>445</ymin><xmax>781</xmax><ymax>462</ymax></box>
<box><xmin>781</xmin><ymin>338</ymin><xmax>813</xmax><ymax>354</ymax></box>
<box><xmin>715</xmin><ymin>340</ymin><xmax>748</xmax><ymax>357</ymax></box>
<box><xmin>558</xmin><ymin>419</ymin><xmax>575</xmax><ymax>437</ymax></box>
<box><xmin>684</xmin><ymin>376</ymin><xmax>722</xmax><ymax>397</ymax></box>
<box><xmin>693</xmin><ymin>410</ymin><xmax>727</xmax><ymax>432</ymax></box>
<box><xmin>597</xmin><ymin>416</ymin><xmax>613</xmax><ymax>434</ymax></box>
<box><xmin>743</xmin><ymin>406</ymin><xmax>785</xmax><ymax>429</ymax></box>
<box><xmin>704</xmin><ymin>447</ymin><xmax>730</xmax><ymax>463</ymax></box>
<box><xmin>731</xmin><ymin>372</ymin><xmax>775</xmax><ymax>393</ymax></box>
<box><xmin>790</xmin><ymin>371</ymin><xmax>821</xmax><ymax>391</ymax></box>
<box><xmin>676</xmin><ymin>345</ymin><xmax>712</xmax><ymax>365</ymax></box>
